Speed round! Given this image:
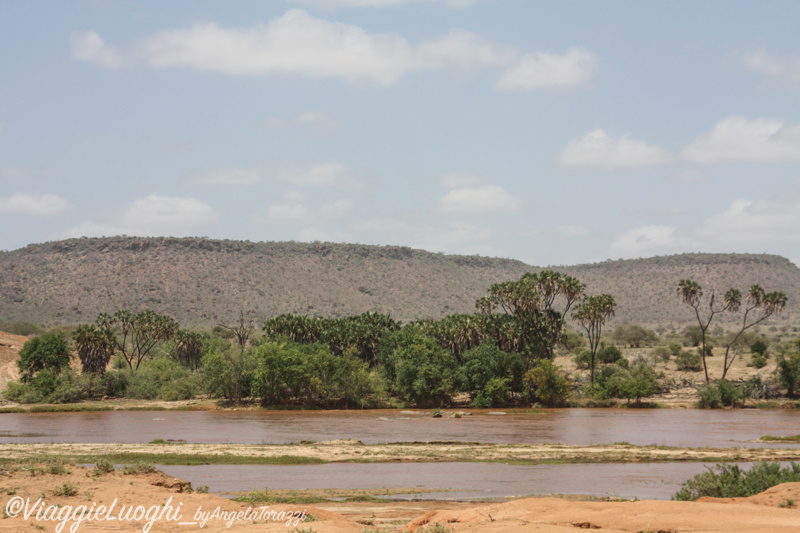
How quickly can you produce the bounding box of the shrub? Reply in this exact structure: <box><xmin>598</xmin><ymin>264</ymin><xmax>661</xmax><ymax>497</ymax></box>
<box><xmin>775</xmin><ymin>352</ymin><xmax>800</xmax><ymax>398</ymax></box>
<box><xmin>749</xmin><ymin>353</ymin><xmax>768</xmax><ymax>369</ymax></box>
<box><xmin>612</xmin><ymin>324</ymin><xmax>658</xmax><ymax>348</ymax></box>
<box><xmin>697</xmin><ymin>379</ymin><xmax>745</xmax><ymax>408</ymax></box>
<box><xmin>673</xmin><ymin>462</ymin><xmax>800</xmax><ymax>501</ymax></box>
<box><xmin>750</xmin><ymin>339</ymin><xmax>769</xmax><ymax>358</ymax></box>
<box><xmin>525</xmin><ymin>359</ymin><xmax>570</xmax><ymax>407</ymax></box>
<box><xmin>47</xmin><ymin>370</ymin><xmax>106</xmax><ymax>403</ymax></box>
<box><xmin>597</xmin><ymin>345</ymin><xmax>624</xmax><ymax>365</ymax></box>
<box><xmin>653</xmin><ymin>346</ymin><xmax>672</xmax><ymax>362</ymax></box>
<box><xmin>94</xmin><ymin>460</ymin><xmax>114</xmax><ymax>475</ymax></box>
<box><xmin>676</xmin><ymin>350</ymin><xmax>702</xmax><ymax>371</ymax></box>
<box><xmin>668</xmin><ymin>343</ymin><xmax>683</xmax><ymax>356</ymax></box>
<box><xmin>126</xmin><ymin>357</ymin><xmax>201</xmax><ymax>401</ymax></box>
<box><xmin>697</xmin><ymin>344</ymin><xmax>714</xmax><ymax>357</ymax></box>
<box><xmin>573</xmin><ymin>348</ymin><xmax>591</xmax><ymax>370</ymax></box>
<box><xmin>17</xmin><ymin>332</ymin><xmax>72</xmax><ymax>382</ymax></box>
<box><xmin>598</xmin><ymin>360</ymin><xmax>659</xmax><ymax>405</ymax></box>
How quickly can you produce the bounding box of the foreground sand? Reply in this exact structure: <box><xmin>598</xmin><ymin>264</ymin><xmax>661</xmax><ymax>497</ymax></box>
<box><xmin>1</xmin><ymin>464</ymin><xmax>799</xmax><ymax>532</ymax></box>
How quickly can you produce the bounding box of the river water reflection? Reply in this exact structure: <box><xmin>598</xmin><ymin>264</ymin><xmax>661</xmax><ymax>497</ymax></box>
<box><xmin>2</xmin><ymin>408</ymin><xmax>799</xmax><ymax>448</ymax></box>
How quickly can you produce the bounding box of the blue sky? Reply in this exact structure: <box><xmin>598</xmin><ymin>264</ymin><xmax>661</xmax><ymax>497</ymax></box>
<box><xmin>1</xmin><ymin>1</ymin><xmax>799</xmax><ymax>267</ymax></box>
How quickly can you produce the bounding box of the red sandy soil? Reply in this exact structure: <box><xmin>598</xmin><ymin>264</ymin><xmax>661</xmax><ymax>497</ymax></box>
<box><xmin>1</xmin><ymin>465</ymin><xmax>799</xmax><ymax>532</ymax></box>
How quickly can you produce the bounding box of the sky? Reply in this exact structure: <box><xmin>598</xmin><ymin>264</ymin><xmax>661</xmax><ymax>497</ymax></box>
<box><xmin>1</xmin><ymin>1</ymin><xmax>799</xmax><ymax>267</ymax></box>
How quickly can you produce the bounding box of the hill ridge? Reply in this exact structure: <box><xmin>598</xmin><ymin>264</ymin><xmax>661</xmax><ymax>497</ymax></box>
<box><xmin>1</xmin><ymin>237</ymin><xmax>798</xmax><ymax>327</ymax></box>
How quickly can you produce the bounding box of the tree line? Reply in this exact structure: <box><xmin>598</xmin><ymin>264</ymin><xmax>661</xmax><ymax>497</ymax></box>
<box><xmin>5</xmin><ymin>272</ymin><xmax>798</xmax><ymax>409</ymax></box>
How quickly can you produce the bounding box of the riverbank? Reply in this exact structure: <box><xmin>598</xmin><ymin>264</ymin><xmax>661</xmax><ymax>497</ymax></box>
<box><xmin>1</xmin><ymin>462</ymin><xmax>799</xmax><ymax>532</ymax></box>
<box><xmin>3</xmin><ymin>440</ymin><xmax>800</xmax><ymax>465</ymax></box>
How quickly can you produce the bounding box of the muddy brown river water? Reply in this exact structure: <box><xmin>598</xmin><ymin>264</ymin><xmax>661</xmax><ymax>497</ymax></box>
<box><xmin>1</xmin><ymin>408</ymin><xmax>799</xmax><ymax>447</ymax></box>
<box><xmin>3</xmin><ymin>409</ymin><xmax>799</xmax><ymax>500</ymax></box>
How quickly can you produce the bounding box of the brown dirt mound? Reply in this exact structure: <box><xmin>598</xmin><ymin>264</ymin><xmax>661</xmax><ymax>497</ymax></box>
<box><xmin>405</xmin><ymin>483</ymin><xmax>800</xmax><ymax>533</ymax></box>
<box><xmin>0</xmin><ymin>330</ymin><xmax>25</xmax><ymax>392</ymax></box>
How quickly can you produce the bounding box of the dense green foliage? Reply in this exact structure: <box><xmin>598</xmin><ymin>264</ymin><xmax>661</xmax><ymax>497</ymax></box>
<box><xmin>17</xmin><ymin>332</ymin><xmax>72</xmax><ymax>382</ymax></box>
<box><xmin>697</xmin><ymin>379</ymin><xmax>746</xmax><ymax>408</ymax></box>
<box><xmin>673</xmin><ymin>462</ymin><xmax>800</xmax><ymax>501</ymax></box>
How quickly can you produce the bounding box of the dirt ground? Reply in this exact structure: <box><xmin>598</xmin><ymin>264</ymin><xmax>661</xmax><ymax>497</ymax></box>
<box><xmin>1</xmin><ymin>465</ymin><xmax>800</xmax><ymax>532</ymax></box>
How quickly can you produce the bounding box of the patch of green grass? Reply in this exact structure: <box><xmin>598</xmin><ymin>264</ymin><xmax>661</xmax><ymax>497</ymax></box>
<box><xmin>28</xmin><ymin>405</ymin><xmax>113</xmax><ymax>413</ymax></box>
<box><xmin>759</xmin><ymin>435</ymin><xmax>800</xmax><ymax>443</ymax></box>
<box><xmin>52</xmin><ymin>482</ymin><xmax>78</xmax><ymax>497</ymax></box>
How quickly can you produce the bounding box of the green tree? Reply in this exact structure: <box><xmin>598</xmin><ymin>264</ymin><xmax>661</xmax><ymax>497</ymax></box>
<box><xmin>477</xmin><ymin>270</ymin><xmax>585</xmax><ymax>364</ymax></box>
<box><xmin>72</xmin><ymin>324</ymin><xmax>116</xmax><ymax>374</ymax></box>
<box><xmin>571</xmin><ymin>294</ymin><xmax>616</xmax><ymax>384</ymax></box>
<box><xmin>611</xmin><ymin>324</ymin><xmax>658</xmax><ymax>348</ymax></box>
<box><xmin>173</xmin><ymin>330</ymin><xmax>204</xmax><ymax>370</ymax></box>
<box><xmin>720</xmin><ymin>286</ymin><xmax>787</xmax><ymax>379</ymax></box>
<box><xmin>775</xmin><ymin>352</ymin><xmax>800</xmax><ymax>398</ymax></box>
<box><xmin>381</xmin><ymin>328</ymin><xmax>458</xmax><ymax>408</ymax></box>
<box><xmin>677</xmin><ymin>280</ymin><xmax>742</xmax><ymax>383</ymax></box>
<box><xmin>458</xmin><ymin>340</ymin><xmax>525</xmax><ymax>407</ymax></box>
<box><xmin>525</xmin><ymin>359</ymin><xmax>570</xmax><ymax>407</ymax></box>
<box><xmin>17</xmin><ymin>332</ymin><xmax>72</xmax><ymax>382</ymax></box>
<box><xmin>97</xmin><ymin>310</ymin><xmax>179</xmax><ymax>370</ymax></box>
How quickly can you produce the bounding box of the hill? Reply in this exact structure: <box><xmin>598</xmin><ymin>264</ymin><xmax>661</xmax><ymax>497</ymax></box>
<box><xmin>0</xmin><ymin>237</ymin><xmax>798</xmax><ymax>328</ymax></box>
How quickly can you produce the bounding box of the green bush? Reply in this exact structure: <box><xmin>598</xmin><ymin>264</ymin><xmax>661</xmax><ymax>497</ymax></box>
<box><xmin>597</xmin><ymin>345</ymin><xmax>624</xmax><ymax>365</ymax></box>
<box><xmin>697</xmin><ymin>379</ymin><xmax>745</xmax><ymax>408</ymax></box>
<box><xmin>673</xmin><ymin>462</ymin><xmax>800</xmax><ymax>501</ymax></box>
<box><xmin>573</xmin><ymin>348</ymin><xmax>591</xmax><ymax>370</ymax></box>
<box><xmin>775</xmin><ymin>352</ymin><xmax>800</xmax><ymax>398</ymax></box>
<box><xmin>126</xmin><ymin>358</ymin><xmax>201</xmax><ymax>400</ymax></box>
<box><xmin>252</xmin><ymin>340</ymin><xmax>381</xmax><ymax>408</ymax></box>
<box><xmin>668</xmin><ymin>343</ymin><xmax>683</xmax><ymax>356</ymax></box>
<box><xmin>749</xmin><ymin>353</ymin><xmax>768</xmax><ymax>369</ymax></box>
<box><xmin>17</xmin><ymin>332</ymin><xmax>72</xmax><ymax>382</ymax></box>
<box><xmin>652</xmin><ymin>346</ymin><xmax>671</xmax><ymax>362</ymax></box>
<box><xmin>597</xmin><ymin>360</ymin><xmax>659</xmax><ymax>405</ymax></box>
<box><xmin>459</xmin><ymin>341</ymin><xmax>524</xmax><ymax>407</ymax></box>
<box><xmin>676</xmin><ymin>350</ymin><xmax>702</xmax><ymax>371</ymax></box>
<box><xmin>47</xmin><ymin>370</ymin><xmax>106</xmax><ymax>403</ymax></box>
<box><xmin>525</xmin><ymin>359</ymin><xmax>570</xmax><ymax>407</ymax></box>
<box><xmin>750</xmin><ymin>339</ymin><xmax>769</xmax><ymax>358</ymax></box>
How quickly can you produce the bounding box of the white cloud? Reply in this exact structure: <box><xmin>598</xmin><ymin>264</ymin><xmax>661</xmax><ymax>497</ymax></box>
<box><xmin>54</xmin><ymin>195</ymin><xmax>217</xmax><ymax>238</ymax></box>
<box><xmin>697</xmin><ymin>195</ymin><xmax>800</xmax><ymax>248</ymax></box>
<box><xmin>417</xmin><ymin>29</ymin><xmax>515</xmax><ymax>69</ymax></box>
<box><xmin>69</xmin><ymin>31</ymin><xmax>124</xmax><ymax>68</ymax></box>
<box><xmin>496</xmin><ymin>47</ymin><xmax>597</xmax><ymax>90</ymax></box>
<box><xmin>609</xmin><ymin>225</ymin><xmax>681</xmax><ymax>258</ymax></box>
<box><xmin>439</xmin><ymin>184</ymin><xmax>521</xmax><ymax>214</ymax></box>
<box><xmin>439</xmin><ymin>173</ymin><xmax>481</xmax><ymax>189</ymax></box>
<box><xmin>739</xmin><ymin>49</ymin><xmax>800</xmax><ymax>88</ymax></box>
<box><xmin>0</xmin><ymin>193</ymin><xmax>72</xmax><ymax>215</ymax></box>
<box><xmin>71</xmin><ymin>10</ymin><xmax>595</xmax><ymax>89</ymax></box>
<box><xmin>682</xmin><ymin>116</ymin><xmax>800</xmax><ymax>163</ymax></box>
<box><xmin>559</xmin><ymin>129</ymin><xmax>672</xmax><ymax>169</ymax></box>
<box><xmin>556</xmin><ymin>225</ymin><xmax>590</xmax><ymax>237</ymax></box>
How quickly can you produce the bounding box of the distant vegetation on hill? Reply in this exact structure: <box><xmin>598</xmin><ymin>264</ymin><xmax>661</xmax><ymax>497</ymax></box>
<box><xmin>0</xmin><ymin>237</ymin><xmax>798</xmax><ymax>328</ymax></box>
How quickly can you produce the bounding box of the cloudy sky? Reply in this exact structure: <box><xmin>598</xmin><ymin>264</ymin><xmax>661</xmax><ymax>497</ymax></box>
<box><xmin>2</xmin><ymin>1</ymin><xmax>799</xmax><ymax>266</ymax></box>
